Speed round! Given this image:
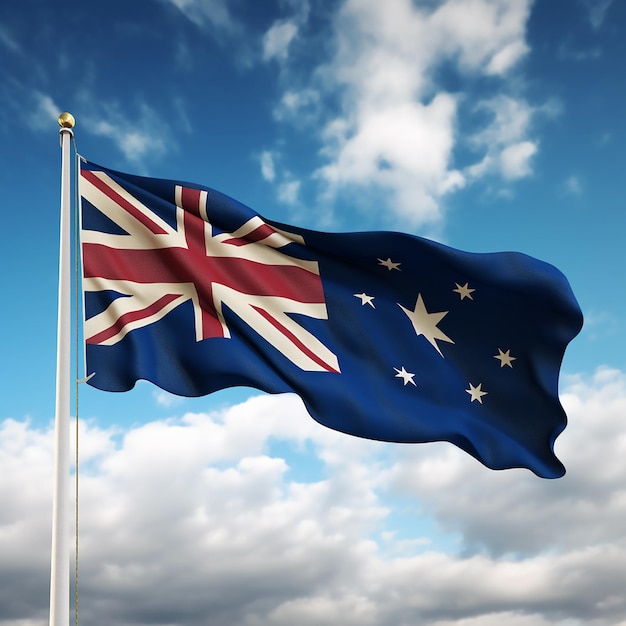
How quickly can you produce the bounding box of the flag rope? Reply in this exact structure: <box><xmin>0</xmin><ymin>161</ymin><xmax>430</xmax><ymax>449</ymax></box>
<box><xmin>73</xmin><ymin>148</ymin><xmax>81</xmax><ymax>626</ymax></box>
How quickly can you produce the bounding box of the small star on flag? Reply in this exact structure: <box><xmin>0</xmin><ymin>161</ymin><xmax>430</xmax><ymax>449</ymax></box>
<box><xmin>394</xmin><ymin>366</ymin><xmax>416</xmax><ymax>386</ymax></box>
<box><xmin>494</xmin><ymin>349</ymin><xmax>516</xmax><ymax>368</ymax></box>
<box><xmin>378</xmin><ymin>257</ymin><xmax>401</xmax><ymax>271</ymax></box>
<box><xmin>453</xmin><ymin>282</ymin><xmax>475</xmax><ymax>300</ymax></box>
<box><xmin>354</xmin><ymin>292</ymin><xmax>375</xmax><ymax>308</ymax></box>
<box><xmin>466</xmin><ymin>383</ymin><xmax>488</xmax><ymax>404</ymax></box>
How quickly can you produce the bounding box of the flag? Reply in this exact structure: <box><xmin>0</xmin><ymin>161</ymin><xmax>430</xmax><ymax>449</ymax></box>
<box><xmin>79</xmin><ymin>159</ymin><xmax>583</xmax><ymax>478</ymax></box>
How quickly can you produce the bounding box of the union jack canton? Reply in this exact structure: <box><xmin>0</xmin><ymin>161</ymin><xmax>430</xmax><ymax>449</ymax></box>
<box><xmin>80</xmin><ymin>159</ymin><xmax>583</xmax><ymax>479</ymax></box>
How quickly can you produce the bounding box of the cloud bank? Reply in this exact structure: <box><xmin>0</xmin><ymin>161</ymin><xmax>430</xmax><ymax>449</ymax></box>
<box><xmin>2</xmin><ymin>368</ymin><xmax>626</xmax><ymax>626</ymax></box>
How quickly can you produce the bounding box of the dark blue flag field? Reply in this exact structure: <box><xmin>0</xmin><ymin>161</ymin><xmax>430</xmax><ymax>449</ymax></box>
<box><xmin>80</xmin><ymin>159</ymin><xmax>583</xmax><ymax>478</ymax></box>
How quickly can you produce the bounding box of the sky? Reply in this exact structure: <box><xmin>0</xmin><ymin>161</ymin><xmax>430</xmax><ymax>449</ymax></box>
<box><xmin>1</xmin><ymin>0</ymin><xmax>626</xmax><ymax>624</ymax></box>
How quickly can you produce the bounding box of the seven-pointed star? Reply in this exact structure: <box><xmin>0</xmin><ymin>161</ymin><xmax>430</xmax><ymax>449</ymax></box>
<box><xmin>494</xmin><ymin>348</ymin><xmax>516</xmax><ymax>368</ymax></box>
<box><xmin>394</xmin><ymin>366</ymin><xmax>417</xmax><ymax>386</ymax></box>
<box><xmin>466</xmin><ymin>382</ymin><xmax>488</xmax><ymax>403</ymax></box>
<box><xmin>453</xmin><ymin>282</ymin><xmax>475</xmax><ymax>300</ymax></box>
<box><xmin>398</xmin><ymin>293</ymin><xmax>454</xmax><ymax>357</ymax></box>
<box><xmin>354</xmin><ymin>292</ymin><xmax>375</xmax><ymax>308</ymax></box>
<box><xmin>378</xmin><ymin>257</ymin><xmax>401</xmax><ymax>271</ymax></box>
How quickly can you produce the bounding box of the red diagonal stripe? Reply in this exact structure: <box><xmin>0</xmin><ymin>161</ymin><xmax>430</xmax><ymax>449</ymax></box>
<box><xmin>86</xmin><ymin>293</ymin><xmax>181</xmax><ymax>345</ymax></box>
<box><xmin>82</xmin><ymin>169</ymin><xmax>169</xmax><ymax>235</ymax></box>
<box><xmin>223</xmin><ymin>223</ymin><xmax>277</xmax><ymax>247</ymax></box>
<box><xmin>251</xmin><ymin>305</ymin><xmax>339</xmax><ymax>373</ymax></box>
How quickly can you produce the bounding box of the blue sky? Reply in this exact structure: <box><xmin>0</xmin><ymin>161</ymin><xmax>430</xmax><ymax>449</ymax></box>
<box><xmin>1</xmin><ymin>1</ymin><xmax>626</xmax><ymax>625</ymax></box>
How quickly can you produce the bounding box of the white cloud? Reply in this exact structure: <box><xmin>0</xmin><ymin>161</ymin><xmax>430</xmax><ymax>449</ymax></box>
<box><xmin>499</xmin><ymin>140</ymin><xmax>537</xmax><ymax>179</ymax></box>
<box><xmin>486</xmin><ymin>39</ymin><xmax>530</xmax><ymax>75</ymax></box>
<box><xmin>473</xmin><ymin>95</ymin><xmax>534</xmax><ymax>146</ymax></box>
<box><xmin>85</xmin><ymin>101</ymin><xmax>170</xmax><ymax>165</ymax></box>
<box><xmin>429</xmin><ymin>0</ymin><xmax>531</xmax><ymax>74</ymax></box>
<box><xmin>274</xmin><ymin>89</ymin><xmax>321</xmax><ymax>128</ymax></box>
<box><xmin>153</xmin><ymin>390</ymin><xmax>183</xmax><ymax>408</ymax></box>
<box><xmin>466</xmin><ymin>95</ymin><xmax>539</xmax><ymax>181</ymax></box>
<box><xmin>259</xmin><ymin>150</ymin><xmax>303</xmax><ymax>205</ymax></box>
<box><xmin>3</xmin><ymin>369</ymin><xmax>626</xmax><ymax>625</ymax></box>
<box><xmin>272</xmin><ymin>0</ymin><xmax>537</xmax><ymax>227</ymax></box>
<box><xmin>260</xmin><ymin>150</ymin><xmax>277</xmax><ymax>181</ymax></box>
<box><xmin>278</xmin><ymin>179</ymin><xmax>301</xmax><ymax>204</ymax></box>
<box><xmin>27</xmin><ymin>92</ymin><xmax>62</xmax><ymax>131</ymax></box>
<box><xmin>318</xmin><ymin>94</ymin><xmax>464</xmax><ymax>223</ymax></box>
<box><xmin>263</xmin><ymin>20</ymin><xmax>299</xmax><ymax>61</ymax></box>
<box><xmin>16</xmin><ymin>87</ymin><xmax>174</xmax><ymax>164</ymax></box>
<box><xmin>262</xmin><ymin>0</ymin><xmax>310</xmax><ymax>63</ymax></box>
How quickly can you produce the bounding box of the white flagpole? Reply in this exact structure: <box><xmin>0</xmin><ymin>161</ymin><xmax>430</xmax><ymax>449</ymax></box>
<box><xmin>50</xmin><ymin>112</ymin><xmax>75</xmax><ymax>626</ymax></box>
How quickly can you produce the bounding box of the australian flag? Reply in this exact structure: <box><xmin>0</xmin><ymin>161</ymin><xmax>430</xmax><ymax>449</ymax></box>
<box><xmin>80</xmin><ymin>159</ymin><xmax>583</xmax><ymax>478</ymax></box>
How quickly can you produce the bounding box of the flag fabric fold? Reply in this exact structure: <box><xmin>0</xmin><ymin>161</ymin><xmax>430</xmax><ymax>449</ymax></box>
<box><xmin>79</xmin><ymin>159</ymin><xmax>583</xmax><ymax>478</ymax></box>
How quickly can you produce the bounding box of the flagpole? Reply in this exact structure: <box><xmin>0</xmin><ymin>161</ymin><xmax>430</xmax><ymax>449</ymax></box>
<box><xmin>50</xmin><ymin>112</ymin><xmax>75</xmax><ymax>626</ymax></box>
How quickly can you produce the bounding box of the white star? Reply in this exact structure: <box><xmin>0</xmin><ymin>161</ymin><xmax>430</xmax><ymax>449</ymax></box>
<box><xmin>354</xmin><ymin>292</ymin><xmax>375</xmax><ymax>308</ymax></box>
<box><xmin>398</xmin><ymin>293</ymin><xmax>454</xmax><ymax>357</ymax></box>
<box><xmin>378</xmin><ymin>257</ymin><xmax>401</xmax><ymax>271</ymax></box>
<box><xmin>494</xmin><ymin>348</ymin><xmax>516</xmax><ymax>368</ymax></box>
<box><xmin>394</xmin><ymin>366</ymin><xmax>416</xmax><ymax>386</ymax></box>
<box><xmin>466</xmin><ymin>383</ymin><xmax>488</xmax><ymax>404</ymax></box>
<box><xmin>453</xmin><ymin>282</ymin><xmax>475</xmax><ymax>300</ymax></box>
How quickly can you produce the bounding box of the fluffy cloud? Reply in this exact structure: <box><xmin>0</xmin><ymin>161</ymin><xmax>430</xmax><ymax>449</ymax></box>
<box><xmin>27</xmin><ymin>92</ymin><xmax>62</xmax><ymax>131</ymax></box>
<box><xmin>278</xmin><ymin>179</ymin><xmax>301</xmax><ymax>204</ymax></box>
<box><xmin>466</xmin><ymin>95</ymin><xmax>540</xmax><ymax>181</ymax></box>
<box><xmin>262</xmin><ymin>0</ymin><xmax>310</xmax><ymax>63</ymax></box>
<box><xmin>263</xmin><ymin>20</ymin><xmax>299</xmax><ymax>61</ymax></box>
<box><xmin>259</xmin><ymin>151</ymin><xmax>302</xmax><ymax>205</ymax></box>
<box><xmin>265</xmin><ymin>0</ymin><xmax>539</xmax><ymax>227</ymax></box>
<box><xmin>22</xmin><ymin>91</ymin><xmax>171</xmax><ymax>167</ymax></box>
<box><xmin>84</xmin><ymin>100</ymin><xmax>171</xmax><ymax>165</ymax></box>
<box><xmin>2</xmin><ymin>369</ymin><xmax>626</xmax><ymax>625</ymax></box>
<box><xmin>260</xmin><ymin>150</ymin><xmax>276</xmax><ymax>182</ymax></box>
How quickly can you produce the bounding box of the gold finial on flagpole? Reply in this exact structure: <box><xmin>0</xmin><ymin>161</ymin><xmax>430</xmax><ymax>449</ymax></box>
<box><xmin>57</xmin><ymin>112</ymin><xmax>75</xmax><ymax>129</ymax></box>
